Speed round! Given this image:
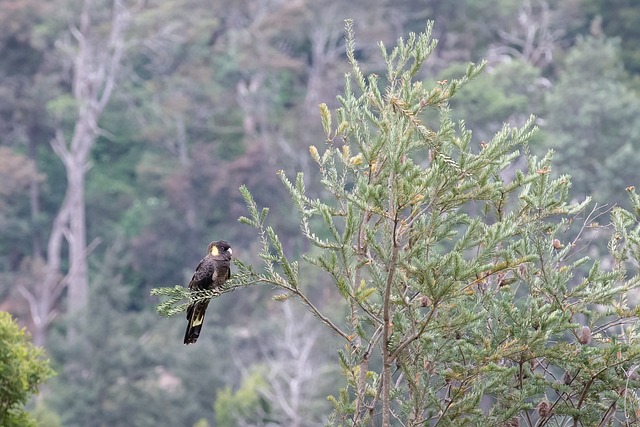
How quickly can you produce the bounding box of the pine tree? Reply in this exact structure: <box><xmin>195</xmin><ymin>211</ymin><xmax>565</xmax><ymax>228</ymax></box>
<box><xmin>154</xmin><ymin>21</ymin><xmax>640</xmax><ymax>426</ymax></box>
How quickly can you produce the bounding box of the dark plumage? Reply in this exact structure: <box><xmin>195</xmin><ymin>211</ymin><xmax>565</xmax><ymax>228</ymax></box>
<box><xmin>183</xmin><ymin>240</ymin><xmax>232</xmax><ymax>344</ymax></box>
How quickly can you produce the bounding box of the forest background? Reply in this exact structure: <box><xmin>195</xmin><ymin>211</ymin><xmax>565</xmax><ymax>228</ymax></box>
<box><xmin>1</xmin><ymin>0</ymin><xmax>640</xmax><ymax>426</ymax></box>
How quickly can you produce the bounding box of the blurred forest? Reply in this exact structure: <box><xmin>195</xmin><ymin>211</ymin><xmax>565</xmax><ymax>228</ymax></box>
<box><xmin>0</xmin><ymin>0</ymin><xmax>639</xmax><ymax>425</ymax></box>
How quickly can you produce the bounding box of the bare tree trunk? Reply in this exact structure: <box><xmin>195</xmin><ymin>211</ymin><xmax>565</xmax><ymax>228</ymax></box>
<box><xmin>66</xmin><ymin>157</ymin><xmax>89</xmax><ymax>314</ymax></box>
<box><xmin>256</xmin><ymin>302</ymin><xmax>329</xmax><ymax>427</ymax></box>
<box><xmin>28</xmin><ymin>139</ymin><xmax>43</xmax><ymax>259</ymax></box>
<box><xmin>304</xmin><ymin>4</ymin><xmax>343</xmax><ymax>115</ymax></box>
<box><xmin>175</xmin><ymin>114</ymin><xmax>197</xmax><ymax>230</ymax></box>
<box><xmin>20</xmin><ymin>0</ymin><xmax>132</xmax><ymax>345</ymax></box>
<box><xmin>488</xmin><ymin>0</ymin><xmax>560</xmax><ymax>67</ymax></box>
<box><xmin>65</xmin><ymin>0</ymin><xmax>128</xmax><ymax>328</ymax></box>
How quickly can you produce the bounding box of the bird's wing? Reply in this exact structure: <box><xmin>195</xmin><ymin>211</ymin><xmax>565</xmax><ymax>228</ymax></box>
<box><xmin>208</xmin><ymin>262</ymin><xmax>230</xmax><ymax>284</ymax></box>
<box><xmin>188</xmin><ymin>257</ymin><xmax>214</xmax><ymax>290</ymax></box>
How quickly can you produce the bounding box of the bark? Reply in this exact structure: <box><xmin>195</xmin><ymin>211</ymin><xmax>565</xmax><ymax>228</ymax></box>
<box><xmin>489</xmin><ymin>0</ymin><xmax>561</xmax><ymax>67</ymax></box>
<box><xmin>175</xmin><ymin>113</ymin><xmax>197</xmax><ymax>231</ymax></box>
<box><xmin>258</xmin><ymin>303</ymin><xmax>327</xmax><ymax>427</ymax></box>
<box><xmin>304</xmin><ymin>3</ymin><xmax>343</xmax><ymax>114</ymax></box>
<box><xmin>29</xmin><ymin>0</ymin><xmax>132</xmax><ymax>344</ymax></box>
<box><xmin>28</xmin><ymin>139</ymin><xmax>42</xmax><ymax>259</ymax></box>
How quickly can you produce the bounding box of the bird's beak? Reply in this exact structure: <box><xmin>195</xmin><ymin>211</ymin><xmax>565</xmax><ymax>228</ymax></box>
<box><xmin>228</xmin><ymin>248</ymin><xmax>233</xmax><ymax>256</ymax></box>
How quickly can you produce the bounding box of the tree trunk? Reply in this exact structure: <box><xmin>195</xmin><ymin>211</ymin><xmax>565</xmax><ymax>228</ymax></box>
<box><xmin>175</xmin><ymin>114</ymin><xmax>197</xmax><ymax>231</ymax></box>
<box><xmin>20</xmin><ymin>0</ymin><xmax>132</xmax><ymax>345</ymax></box>
<box><xmin>66</xmin><ymin>156</ymin><xmax>89</xmax><ymax>315</ymax></box>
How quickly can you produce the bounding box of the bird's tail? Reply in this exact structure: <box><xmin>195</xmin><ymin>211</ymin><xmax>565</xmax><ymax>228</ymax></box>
<box><xmin>184</xmin><ymin>302</ymin><xmax>209</xmax><ymax>344</ymax></box>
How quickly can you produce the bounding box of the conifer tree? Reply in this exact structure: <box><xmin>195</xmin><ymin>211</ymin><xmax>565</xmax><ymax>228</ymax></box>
<box><xmin>154</xmin><ymin>21</ymin><xmax>640</xmax><ymax>426</ymax></box>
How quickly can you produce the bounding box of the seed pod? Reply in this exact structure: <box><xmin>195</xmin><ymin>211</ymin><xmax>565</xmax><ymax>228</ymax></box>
<box><xmin>577</xmin><ymin>326</ymin><xmax>592</xmax><ymax>345</ymax></box>
<box><xmin>537</xmin><ymin>399</ymin><xmax>551</xmax><ymax>418</ymax></box>
<box><xmin>529</xmin><ymin>358</ymin><xmax>540</xmax><ymax>370</ymax></box>
<box><xmin>500</xmin><ymin>417</ymin><xmax>520</xmax><ymax>427</ymax></box>
<box><xmin>518</xmin><ymin>264</ymin><xmax>527</xmax><ymax>276</ymax></box>
<box><xmin>532</xmin><ymin>320</ymin><xmax>540</xmax><ymax>330</ymax></box>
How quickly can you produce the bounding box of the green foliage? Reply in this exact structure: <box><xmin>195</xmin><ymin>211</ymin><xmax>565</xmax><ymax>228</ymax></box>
<box><xmin>4</xmin><ymin>1</ymin><xmax>640</xmax><ymax>425</ymax></box>
<box><xmin>0</xmin><ymin>311</ymin><xmax>54</xmax><ymax>427</ymax></box>
<box><xmin>192</xmin><ymin>418</ymin><xmax>210</xmax><ymax>427</ymax></box>
<box><xmin>544</xmin><ymin>36</ymin><xmax>640</xmax><ymax>207</ymax></box>
<box><xmin>31</xmin><ymin>404</ymin><xmax>62</xmax><ymax>427</ymax></box>
<box><xmin>214</xmin><ymin>368</ymin><xmax>271</xmax><ymax>427</ymax></box>
<box><xmin>445</xmin><ymin>60</ymin><xmax>545</xmax><ymax>141</ymax></box>
<box><xmin>0</xmin><ymin>147</ymin><xmax>43</xmax><ymax>274</ymax></box>
<box><xmin>151</xmin><ymin>257</ymin><xmax>261</xmax><ymax>317</ymax></box>
<box><xmin>217</xmin><ymin>22</ymin><xmax>640</xmax><ymax>426</ymax></box>
<box><xmin>47</xmin><ymin>239</ymin><xmax>228</xmax><ymax>427</ymax></box>
<box><xmin>582</xmin><ymin>0</ymin><xmax>640</xmax><ymax>73</ymax></box>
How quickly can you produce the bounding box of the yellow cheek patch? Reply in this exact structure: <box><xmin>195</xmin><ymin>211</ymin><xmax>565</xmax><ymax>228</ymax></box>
<box><xmin>210</xmin><ymin>246</ymin><xmax>219</xmax><ymax>256</ymax></box>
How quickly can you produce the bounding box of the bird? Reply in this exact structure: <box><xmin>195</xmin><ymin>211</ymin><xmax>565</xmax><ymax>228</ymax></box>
<box><xmin>183</xmin><ymin>240</ymin><xmax>232</xmax><ymax>344</ymax></box>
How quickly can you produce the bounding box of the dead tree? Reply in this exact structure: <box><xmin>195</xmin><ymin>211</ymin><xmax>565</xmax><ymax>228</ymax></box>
<box><xmin>20</xmin><ymin>0</ymin><xmax>134</xmax><ymax>345</ymax></box>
